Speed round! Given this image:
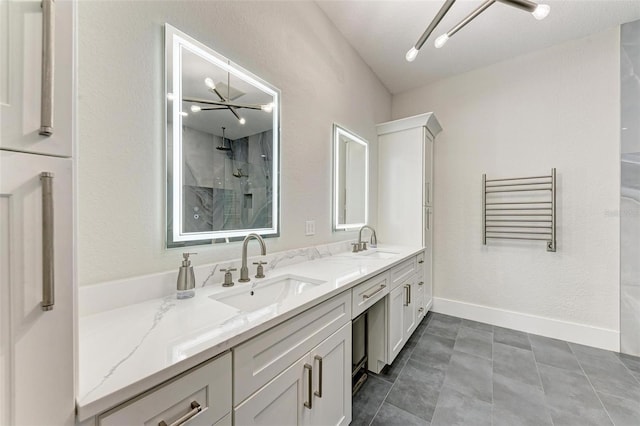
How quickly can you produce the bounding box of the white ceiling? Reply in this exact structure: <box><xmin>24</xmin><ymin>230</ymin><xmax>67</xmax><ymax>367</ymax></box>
<box><xmin>317</xmin><ymin>0</ymin><xmax>640</xmax><ymax>94</ymax></box>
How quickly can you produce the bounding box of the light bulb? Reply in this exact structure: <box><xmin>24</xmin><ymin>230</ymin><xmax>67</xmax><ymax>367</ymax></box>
<box><xmin>239</xmin><ymin>117</ymin><xmax>246</xmax><ymax>125</ymax></box>
<box><xmin>190</xmin><ymin>105</ymin><xmax>201</xmax><ymax>112</ymax></box>
<box><xmin>180</xmin><ymin>111</ymin><xmax>188</xmax><ymax>117</ymax></box>
<box><xmin>405</xmin><ymin>47</ymin><xmax>419</xmax><ymax>62</ymax></box>
<box><xmin>434</xmin><ymin>34</ymin><xmax>449</xmax><ymax>49</ymax></box>
<box><xmin>204</xmin><ymin>77</ymin><xmax>216</xmax><ymax>89</ymax></box>
<box><xmin>532</xmin><ymin>4</ymin><xmax>550</xmax><ymax>20</ymax></box>
<box><xmin>261</xmin><ymin>102</ymin><xmax>274</xmax><ymax>113</ymax></box>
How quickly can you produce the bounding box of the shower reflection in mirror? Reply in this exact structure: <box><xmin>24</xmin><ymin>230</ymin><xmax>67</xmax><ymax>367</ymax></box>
<box><xmin>166</xmin><ymin>24</ymin><xmax>280</xmax><ymax>247</ymax></box>
<box><xmin>333</xmin><ymin>124</ymin><xmax>369</xmax><ymax>231</ymax></box>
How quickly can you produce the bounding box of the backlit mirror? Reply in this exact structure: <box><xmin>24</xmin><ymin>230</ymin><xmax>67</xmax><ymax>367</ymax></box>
<box><xmin>333</xmin><ymin>124</ymin><xmax>369</xmax><ymax>231</ymax></box>
<box><xmin>165</xmin><ymin>24</ymin><xmax>280</xmax><ymax>246</ymax></box>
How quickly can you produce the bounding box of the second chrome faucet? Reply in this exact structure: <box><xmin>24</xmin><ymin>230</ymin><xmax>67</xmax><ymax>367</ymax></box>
<box><xmin>239</xmin><ymin>233</ymin><xmax>267</xmax><ymax>282</ymax></box>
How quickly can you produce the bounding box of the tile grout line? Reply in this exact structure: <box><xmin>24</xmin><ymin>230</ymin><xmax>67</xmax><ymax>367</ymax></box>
<box><xmin>367</xmin><ymin>314</ymin><xmax>433</xmax><ymax>425</ymax></box>
<box><xmin>567</xmin><ymin>343</ymin><xmax>616</xmax><ymax>426</ymax></box>
<box><xmin>425</xmin><ymin>317</ymin><xmax>462</xmax><ymax>425</ymax></box>
<box><xmin>617</xmin><ymin>355</ymin><xmax>640</xmax><ymax>387</ymax></box>
<box><xmin>527</xmin><ymin>332</ymin><xmax>556</xmax><ymax>426</ymax></box>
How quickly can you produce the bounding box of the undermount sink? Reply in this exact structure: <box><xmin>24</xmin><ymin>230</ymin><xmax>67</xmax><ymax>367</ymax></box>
<box><xmin>358</xmin><ymin>249</ymin><xmax>400</xmax><ymax>259</ymax></box>
<box><xmin>210</xmin><ymin>274</ymin><xmax>326</xmax><ymax>312</ymax></box>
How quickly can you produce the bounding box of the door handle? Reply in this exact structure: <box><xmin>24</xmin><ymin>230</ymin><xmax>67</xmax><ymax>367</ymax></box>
<box><xmin>404</xmin><ymin>284</ymin><xmax>409</xmax><ymax>306</ymax></box>
<box><xmin>40</xmin><ymin>172</ymin><xmax>54</xmax><ymax>311</ymax></box>
<box><xmin>39</xmin><ymin>0</ymin><xmax>55</xmax><ymax>136</ymax></box>
<box><xmin>314</xmin><ymin>355</ymin><xmax>323</xmax><ymax>398</ymax></box>
<box><xmin>304</xmin><ymin>363</ymin><xmax>313</xmax><ymax>409</ymax></box>
<box><xmin>158</xmin><ymin>401</ymin><xmax>202</xmax><ymax>426</ymax></box>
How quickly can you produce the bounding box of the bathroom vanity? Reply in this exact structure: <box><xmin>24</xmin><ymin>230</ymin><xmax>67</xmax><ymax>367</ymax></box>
<box><xmin>76</xmin><ymin>244</ymin><xmax>430</xmax><ymax>425</ymax></box>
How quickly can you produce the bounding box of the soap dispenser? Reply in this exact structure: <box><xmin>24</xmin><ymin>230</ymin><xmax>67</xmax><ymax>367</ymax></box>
<box><xmin>177</xmin><ymin>252</ymin><xmax>197</xmax><ymax>299</ymax></box>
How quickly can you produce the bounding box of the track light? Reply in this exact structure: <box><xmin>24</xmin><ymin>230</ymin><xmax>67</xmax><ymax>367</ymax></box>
<box><xmin>261</xmin><ymin>102</ymin><xmax>274</xmax><ymax>113</ymax></box>
<box><xmin>407</xmin><ymin>0</ymin><xmax>549</xmax><ymax>59</ymax></box>
<box><xmin>434</xmin><ymin>34</ymin><xmax>449</xmax><ymax>49</ymax></box>
<box><xmin>190</xmin><ymin>105</ymin><xmax>201</xmax><ymax>113</ymax></box>
<box><xmin>532</xmin><ymin>3</ymin><xmax>550</xmax><ymax>20</ymax></box>
<box><xmin>405</xmin><ymin>0</ymin><xmax>456</xmax><ymax>62</ymax></box>
<box><xmin>238</xmin><ymin>117</ymin><xmax>246</xmax><ymax>125</ymax></box>
<box><xmin>204</xmin><ymin>77</ymin><xmax>216</xmax><ymax>89</ymax></box>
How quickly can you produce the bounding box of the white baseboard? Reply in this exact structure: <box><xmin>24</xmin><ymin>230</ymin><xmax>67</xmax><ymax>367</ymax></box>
<box><xmin>432</xmin><ymin>297</ymin><xmax>620</xmax><ymax>352</ymax></box>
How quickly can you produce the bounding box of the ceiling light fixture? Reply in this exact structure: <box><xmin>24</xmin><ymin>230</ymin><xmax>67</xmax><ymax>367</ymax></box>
<box><xmin>407</xmin><ymin>0</ymin><xmax>549</xmax><ymax>60</ymax></box>
<box><xmin>405</xmin><ymin>0</ymin><xmax>456</xmax><ymax>61</ymax></box>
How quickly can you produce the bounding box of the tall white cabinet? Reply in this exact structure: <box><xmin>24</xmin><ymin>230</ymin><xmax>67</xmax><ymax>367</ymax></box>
<box><xmin>0</xmin><ymin>1</ymin><xmax>75</xmax><ymax>425</ymax></box>
<box><xmin>377</xmin><ymin>113</ymin><xmax>442</xmax><ymax>315</ymax></box>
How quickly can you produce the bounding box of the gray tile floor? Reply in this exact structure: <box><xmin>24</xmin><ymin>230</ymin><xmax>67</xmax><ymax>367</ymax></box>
<box><xmin>352</xmin><ymin>312</ymin><xmax>640</xmax><ymax>426</ymax></box>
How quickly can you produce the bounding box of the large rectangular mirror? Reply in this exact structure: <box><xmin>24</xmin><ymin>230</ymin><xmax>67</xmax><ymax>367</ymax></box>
<box><xmin>333</xmin><ymin>124</ymin><xmax>369</xmax><ymax>231</ymax></box>
<box><xmin>165</xmin><ymin>24</ymin><xmax>280</xmax><ymax>246</ymax></box>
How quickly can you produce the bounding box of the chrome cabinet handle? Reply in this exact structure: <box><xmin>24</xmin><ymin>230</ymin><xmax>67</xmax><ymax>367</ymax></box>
<box><xmin>40</xmin><ymin>172</ymin><xmax>54</xmax><ymax>311</ymax></box>
<box><xmin>408</xmin><ymin>284</ymin><xmax>411</xmax><ymax>304</ymax></box>
<box><xmin>304</xmin><ymin>363</ymin><xmax>313</xmax><ymax>409</ymax></box>
<box><xmin>404</xmin><ymin>285</ymin><xmax>409</xmax><ymax>306</ymax></box>
<box><xmin>418</xmin><ymin>259</ymin><xmax>424</xmax><ymax>264</ymax></box>
<box><xmin>158</xmin><ymin>401</ymin><xmax>202</xmax><ymax>426</ymax></box>
<box><xmin>426</xmin><ymin>182</ymin><xmax>430</xmax><ymax>204</ymax></box>
<box><xmin>426</xmin><ymin>209</ymin><xmax>431</xmax><ymax>231</ymax></box>
<box><xmin>314</xmin><ymin>355</ymin><xmax>323</xmax><ymax>398</ymax></box>
<box><xmin>418</xmin><ymin>281</ymin><xmax>424</xmax><ymax>286</ymax></box>
<box><xmin>363</xmin><ymin>284</ymin><xmax>386</xmax><ymax>300</ymax></box>
<box><xmin>39</xmin><ymin>0</ymin><xmax>55</xmax><ymax>136</ymax></box>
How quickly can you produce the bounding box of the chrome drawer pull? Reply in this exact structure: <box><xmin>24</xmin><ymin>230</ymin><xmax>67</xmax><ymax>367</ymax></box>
<box><xmin>304</xmin><ymin>363</ymin><xmax>313</xmax><ymax>409</ymax></box>
<box><xmin>314</xmin><ymin>355</ymin><xmax>323</xmax><ymax>398</ymax></box>
<box><xmin>418</xmin><ymin>281</ymin><xmax>424</xmax><ymax>286</ymax></box>
<box><xmin>418</xmin><ymin>259</ymin><xmax>424</xmax><ymax>264</ymax></box>
<box><xmin>158</xmin><ymin>401</ymin><xmax>201</xmax><ymax>426</ymax></box>
<box><xmin>39</xmin><ymin>0</ymin><xmax>55</xmax><ymax>136</ymax></box>
<box><xmin>404</xmin><ymin>285</ymin><xmax>409</xmax><ymax>306</ymax></box>
<box><xmin>362</xmin><ymin>284</ymin><xmax>386</xmax><ymax>300</ymax></box>
<box><xmin>40</xmin><ymin>172</ymin><xmax>54</xmax><ymax>311</ymax></box>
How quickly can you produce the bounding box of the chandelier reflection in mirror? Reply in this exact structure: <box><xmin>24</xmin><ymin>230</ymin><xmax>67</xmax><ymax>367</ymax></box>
<box><xmin>165</xmin><ymin>24</ymin><xmax>280</xmax><ymax>247</ymax></box>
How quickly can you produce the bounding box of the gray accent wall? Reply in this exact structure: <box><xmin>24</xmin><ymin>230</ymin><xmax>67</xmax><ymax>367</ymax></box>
<box><xmin>621</xmin><ymin>19</ymin><xmax>640</xmax><ymax>356</ymax></box>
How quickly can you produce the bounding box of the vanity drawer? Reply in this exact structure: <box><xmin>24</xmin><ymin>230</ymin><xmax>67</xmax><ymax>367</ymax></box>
<box><xmin>233</xmin><ymin>292</ymin><xmax>351</xmax><ymax>405</ymax></box>
<box><xmin>352</xmin><ymin>273</ymin><xmax>389</xmax><ymax>318</ymax></box>
<box><xmin>98</xmin><ymin>352</ymin><xmax>231</xmax><ymax>426</ymax></box>
<box><xmin>390</xmin><ymin>256</ymin><xmax>417</xmax><ymax>290</ymax></box>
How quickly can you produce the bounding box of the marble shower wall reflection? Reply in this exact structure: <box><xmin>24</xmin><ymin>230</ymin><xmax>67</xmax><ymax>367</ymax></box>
<box><xmin>621</xmin><ymin>20</ymin><xmax>640</xmax><ymax>356</ymax></box>
<box><xmin>182</xmin><ymin>126</ymin><xmax>273</xmax><ymax>234</ymax></box>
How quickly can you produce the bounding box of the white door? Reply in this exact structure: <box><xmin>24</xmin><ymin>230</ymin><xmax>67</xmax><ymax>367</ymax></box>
<box><xmin>0</xmin><ymin>0</ymin><xmax>74</xmax><ymax>156</ymax></box>
<box><xmin>403</xmin><ymin>282</ymin><xmax>417</xmax><ymax>339</ymax></box>
<box><xmin>234</xmin><ymin>355</ymin><xmax>312</xmax><ymax>426</ymax></box>
<box><xmin>309</xmin><ymin>323</ymin><xmax>351</xmax><ymax>426</ymax></box>
<box><xmin>387</xmin><ymin>285</ymin><xmax>405</xmax><ymax>363</ymax></box>
<box><xmin>0</xmin><ymin>150</ymin><xmax>74</xmax><ymax>426</ymax></box>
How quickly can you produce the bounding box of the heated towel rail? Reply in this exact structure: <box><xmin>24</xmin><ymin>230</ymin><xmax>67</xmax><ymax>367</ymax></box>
<box><xmin>482</xmin><ymin>168</ymin><xmax>556</xmax><ymax>252</ymax></box>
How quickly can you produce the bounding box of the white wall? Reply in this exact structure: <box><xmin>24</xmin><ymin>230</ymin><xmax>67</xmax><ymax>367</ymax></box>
<box><xmin>77</xmin><ymin>1</ymin><xmax>391</xmax><ymax>285</ymax></box>
<box><xmin>393</xmin><ymin>29</ymin><xmax>621</xmax><ymax>341</ymax></box>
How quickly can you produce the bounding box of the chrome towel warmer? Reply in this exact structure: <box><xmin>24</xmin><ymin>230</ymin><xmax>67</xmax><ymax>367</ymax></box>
<box><xmin>482</xmin><ymin>168</ymin><xmax>556</xmax><ymax>252</ymax></box>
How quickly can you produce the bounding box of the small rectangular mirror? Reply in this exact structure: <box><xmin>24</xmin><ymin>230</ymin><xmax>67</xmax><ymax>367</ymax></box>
<box><xmin>165</xmin><ymin>24</ymin><xmax>280</xmax><ymax>246</ymax></box>
<box><xmin>333</xmin><ymin>124</ymin><xmax>369</xmax><ymax>231</ymax></box>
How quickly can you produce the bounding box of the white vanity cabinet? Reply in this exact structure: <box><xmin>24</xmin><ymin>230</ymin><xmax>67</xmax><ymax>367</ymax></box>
<box><xmin>386</xmin><ymin>258</ymin><xmax>419</xmax><ymax>363</ymax></box>
<box><xmin>233</xmin><ymin>293</ymin><xmax>352</xmax><ymax>426</ymax></box>
<box><xmin>98</xmin><ymin>352</ymin><xmax>232</xmax><ymax>426</ymax></box>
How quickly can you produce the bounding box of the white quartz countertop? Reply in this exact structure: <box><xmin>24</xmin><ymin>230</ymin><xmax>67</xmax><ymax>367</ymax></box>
<box><xmin>77</xmin><ymin>244</ymin><xmax>423</xmax><ymax>420</ymax></box>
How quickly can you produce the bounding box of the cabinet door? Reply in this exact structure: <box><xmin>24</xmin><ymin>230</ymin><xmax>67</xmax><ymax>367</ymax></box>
<box><xmin>309</xmin><ymin>323</ymin><xmax>351</xmax><ymax>426</ymax></box>
<box><xmin>234</xmin><ymin>355</ymin><xmax>312</xmax><ymax>426</ymax></box>
<box><xmin>415</xmin><ymin>281</ymin><xmax>425</xmax><ymax>322</ymax></box>
<box><xmin>403</xmin><ymin>283</ymin><xmax>417</xmax><ymax>339</ymax></box>
<box><xmin>0</xmin><ymin>0</ymin><xmax>74</xmax><ymax>156</ymax></box>
<box><xmin>0</xmin><ymin>150</ymin><xmax>73</xmax><ymax>426</ymax></box>
<box><xmin>424</xmin><ymin>132</ymin><xmax>433</xmax><ymax>207</ymax></box>
<box><xmin>387</xmin><ymin>285</ymin><xmax>405</xmax><ymax>363</ymax></box>
<box><xmin>424</xmin><ymin>244</ymin><xmax>433</xmax><ymax>310</ymax></box>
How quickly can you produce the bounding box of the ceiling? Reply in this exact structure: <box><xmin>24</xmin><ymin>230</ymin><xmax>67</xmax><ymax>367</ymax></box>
<box><xmin>317</xmin><ymin>0</ymin><xmax>640</xmax><ymax>94</ymax></box>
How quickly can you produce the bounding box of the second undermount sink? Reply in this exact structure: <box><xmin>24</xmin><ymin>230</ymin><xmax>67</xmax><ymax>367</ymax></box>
<box><xmin>210</xmin><ymin>274</ymin><xmax>326</xmax><ymax>312</ymax></box>
<box><xmin>358</xmin><ymin>249</ymin><xmax>400</xmax><ymax>259</ymax></box>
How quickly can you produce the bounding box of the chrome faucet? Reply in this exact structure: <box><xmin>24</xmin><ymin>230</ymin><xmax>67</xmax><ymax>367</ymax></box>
<box><xmin>239</xmin><ymin>233</ymin><xmax>267</xmax><ymax>282</ymax></box>
<box><xmin>358</xmin><ymin>225</ymin><xmax>378</xmax><ymax>251</ymax></box>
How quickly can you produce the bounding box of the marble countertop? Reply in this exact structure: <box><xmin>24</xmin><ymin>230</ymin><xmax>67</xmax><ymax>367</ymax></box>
<box><xmin>77</xmin><ymin>244</ymin><xmax>423</xmax><ymax>421</ymax></box>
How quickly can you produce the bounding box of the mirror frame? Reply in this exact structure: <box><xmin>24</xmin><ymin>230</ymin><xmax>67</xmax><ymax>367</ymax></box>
<box><xmin>165</xmin><ymin>24</ymin><xmax>280</xmax><ymax>246</ymax></box>
<box><xmin>332</xmin><ymin>124</ymin><xmax>369</xmax><ymax>231</ymax></box>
